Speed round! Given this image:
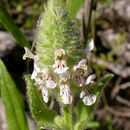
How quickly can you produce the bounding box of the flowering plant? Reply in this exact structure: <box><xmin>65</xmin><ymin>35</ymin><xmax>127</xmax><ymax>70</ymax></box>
<box><xmin>23</xmin><ymin>0</ymin><xmax>113</xmax><ymax>129</ymax></box>
<box><xmin>0</xmin><ymin>0</ymin><xmax>112</xmax><ymax>130</ymax></box>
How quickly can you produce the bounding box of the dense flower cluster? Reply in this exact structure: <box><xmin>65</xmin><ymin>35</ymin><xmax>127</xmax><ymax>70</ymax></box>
<box><xmin>23</xmin><ymin>39</ymin><xmax>97</xmax><ymax>106</ymax></box>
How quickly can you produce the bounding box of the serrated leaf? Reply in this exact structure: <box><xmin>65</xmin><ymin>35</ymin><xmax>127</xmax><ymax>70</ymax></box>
<box><xmin>0</xmin><ymin>59</ymin><xmax>28</xmax><ymax>130</ymax></box>
<box><xmin>0</xmin><ymin>2</ymin><xmax>31</xmax><ymax>49</ymax></box>
<box><xmin>66</xmin><ymin>0</ymin><xmax>84</xmax><ymax>19</ymax></box>
<box><xmin>25</xmin><ymin>75</ymin><xmax>56</xmax><ymax>128</ymax></box>
<box><xmin>74</xmin><ymin>74</ymin><xmax>113</xmax><ymax>130</ymax></box>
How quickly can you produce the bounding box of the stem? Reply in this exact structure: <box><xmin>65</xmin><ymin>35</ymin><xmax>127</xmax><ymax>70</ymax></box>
<box><xmin>63</xmin><ymin>105</ymin><xmax>72</xmax><ymax>130</ymax></box>
<box><xmin>82</xmin><ymin>0</ymin><xmax>94</xmax><ymax>45</ymax></box>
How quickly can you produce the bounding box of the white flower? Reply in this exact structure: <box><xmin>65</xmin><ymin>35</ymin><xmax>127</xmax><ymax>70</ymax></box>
<box><xmin>41</xmin><ymin>87</ymin><xmax>49</xmax><ymax>103</ymax></box>
<box><xmin>59</xmin><ymin>72</ymin><xmax>72</xmax><ymax>104</ymax></box>
<box><xmin>73</xmin><ymin>71</ymin><xmax>85</xmax><ymax>87</ymax></box>
<box><xmin>60</xmin><ymin>83</ymin><xmax>72</xmax><ymax>104</ymax></box>
<box><xmin>31</xmin><ymin>62</ymin><xmax>41</xmax><ymax>80</ymax></box>
<box><xmin>53</xmin><ymin>60</ymin><xmax>68</xmax><ymax>74</ymax></box>
<box><xmin>31</xmin><ymin>70</ymin><xmax>37</xmax><ymax>80</ymax></box>
<box><xmin>83</xmin><ymin>94</ymin><xmax>96</xmax><ymax>106</ymax></box>
<box><xmin>80</xmin><ymin>91</ymin><xmax>86</xmax><ymax>99</ymax></box>
<box><xmin>23</xmin><ymin>47</ymin><xmax>39</xmax><ymax>62</ymax></box>
<box><xmin>81</xmin><ymin>39</ymin><xmax>94</xmax><ymax>54</ymax></box>
<box><xmin>23</xmin><ymin>47</ymin><xmax>37</xmax><ymax>60</ymax></box>
<box><xmin>73</xmin><ymin>59</ymin><xmax>87</xmax><ymax>72</ymax></box>
<box><xmin>73</xmin><ymin>59</ymin><xmax>88</xmax><ymax>87</ymax></box>
<box><xmin>46</xmin><ymin>79</ymin><xmax>57</xmax><ymax>89</ymax></box>
<box><xmin>23</xmin><ymin>48</ymin><xmax>57</xmax><ymax>103</ymax></box>
<box><xmin>35</xmin><ymin>78</ymin><xmax>43</xmax><ymax>86</ymax></box>
<box><xmin>80</xmin><ymin>91</ymin><xmax>96</xmax><ymax>106</ymax></box>
<box><xmin>85</xmin><ymin>74</ymin><xmax>96</xmax><ymax>85</ymax></box>
<box><xmin>23</xmin><ymin>47</ymin><xmax>41</xmax><ymax>80</ymax></box>
<box><xmin>73</xmin><ymin>59</ymin><xmax>95</xmax><ymax>87</ymax></box>
<box><xmin>41</xmin><ymin>68</ymin><xmax>57</xmax><ymax>89</ymax></box>
<box><xmin>53</xmin><ymin>49</ymin><xmax>68</xmax><ymax>74</ymax></box>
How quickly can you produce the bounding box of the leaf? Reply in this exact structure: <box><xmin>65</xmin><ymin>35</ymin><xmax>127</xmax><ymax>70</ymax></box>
<box><xmin>90</xmin><ymin>73</ymin><xmax>113</xmax><ymax>95</ymax></box>
<box><xmin>0</xmin><ymin>59</ymin><xmax>28</xmax><ymax>130</ymax></box>
<box><xmin>25</xmin><ymin>75</ymin><xmax>56</xmax><ymax>128</ymax></box>
<box><xmin>66</xmin><ymin>0</ymin><xmax>84</xmax><ymax>19</ymax></box>
<box><xmin>0</xmin><ymin>2</ymin><xmax>31</xmax><ymax>49</ymax></box>
<box><xmin>74</xmin><ymin>74</ymin><xmax>113</xmax><ymax>130</ymax></box>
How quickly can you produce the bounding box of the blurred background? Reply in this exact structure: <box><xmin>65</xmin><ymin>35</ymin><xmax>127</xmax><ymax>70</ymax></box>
<box><xmin>0</xmin><ymin>0</ymin><xmax>130</xmax><ymax>130</ymax></box>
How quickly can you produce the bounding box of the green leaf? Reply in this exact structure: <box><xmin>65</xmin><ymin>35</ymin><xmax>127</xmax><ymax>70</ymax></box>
<box><xmin>66</xmin><ymin>0</ymin><xmax>84</xmax><ymax>19</ymax></box>
<box><xmin>0</xmin><ymin>2</ymin><xmax>31</xmax><ymax>49</ymax></box>
<box><xmin>90</xmin><ymin>73</ymin><xmax>113</xmax><ymax>95</ymax></box>
<box><xmin>25</xmin><ymin>75</ymin><xmax>56</xmax><ymax>128</ymax></box>
<box><xmin>74</xmin><ymin>74</ymin><xmax>113</xmax><ymax>130</ymax></box>
<box><xmin>0</xmin><ymin>59</ymin><xmax>28</xmax><ymax>130</ymax></box>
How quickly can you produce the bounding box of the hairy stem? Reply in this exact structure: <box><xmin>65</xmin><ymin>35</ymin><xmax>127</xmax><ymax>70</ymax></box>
<box><xmin>63</xmin><ymin>105</ymin><xmax>72</xmax><ymax>130</ymax></box>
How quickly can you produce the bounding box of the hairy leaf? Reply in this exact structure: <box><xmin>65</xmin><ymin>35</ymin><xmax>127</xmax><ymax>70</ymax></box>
<box><xmin>0</xmin><ymin>59</ymin><xmax>28</xmax><ymax>130</ymax></box>
<box><xmin>25</xmin><ymin>75</ymin><xmax>56</xmax><ymax>128</ymax></box>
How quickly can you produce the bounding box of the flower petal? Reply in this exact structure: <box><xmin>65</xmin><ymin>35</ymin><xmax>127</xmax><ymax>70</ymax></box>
<box><xmin>85</xmin><ymin>74</ymin><xmax>96</xmax><ymax>85</ymax></box>
<box><xmin>82</xmin><ymin>94</ymin><xmax>96</xmax><ymax>106</ymax></box>
<box><xmin>46</xmin><ymin>79</ymin><xmax>57</xmax><ymax>89</ymax></box>
<box><xmin>41</xmin><ymin>87</ymin><xmax>48</xmax><ymax>103</ymax></box>
<box><xmin>73</xmin><ymin>59</ymin><xmax>87</xmax><ymax>72</ymax></box>
<box><xmin>24</xmin><ymin>47</ymin><xmax>35</xmax><ymax>59</ymax></box>
<box><xmin>62</xmin><ymin>95</ymin><xmax>72</xmax><ymax>104</ymax></box>
<box><xmin>35</xmin><ymin>78</ymin><xmax>43</xmax><ymax>84</ymax></box>
<box><xmin>87</xmin><ymin>39</ymin><xmax>94</xmax><ymax>51</ymax></box>
<box><xmin>31</xmin><ymin>70</ymin><xmax>37</xmax><ymax>79</ymax></box>
<box><xmin>38</xmin><ymin>85</ymin><xmax>43</xmax><ymax>90</ymax></box>
<box><xmin>54</xmin><ymin>66</ymin><xmax>68</xmax><ymax>74</ymax></box>
<box><xmin>79</xmin><ymin>59</ymin><xmax>87</xmax><ymax>66</ymax></box>
<box><xmin>59</xmin><ymin>82</ymin><xmax>72</xmax><ymax>104</ymax></box>
<box><xmin>81</xmin><ymin>39</ymin><xmax>94</xmax><ymax>54</ymax></box>
<box><xmin>80</xmin><ymin>91</ymin><xmax>86</xmax><ymax>99</ymax></box>
<box><xmin>34</xmin><ymin>63</ymin><xmax>40</xmax><ymax>73</ymax></box>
